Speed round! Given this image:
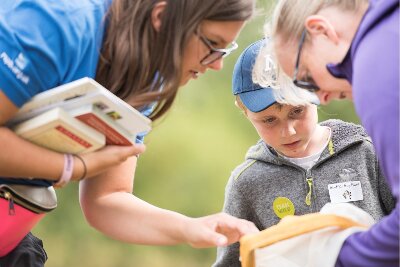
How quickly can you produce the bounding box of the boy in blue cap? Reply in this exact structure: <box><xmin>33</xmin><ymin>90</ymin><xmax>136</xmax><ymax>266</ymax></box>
<box><xmin>212</xmin><ymin>39</ymin><xmax>395</xmax><ymax>267</ymax></box>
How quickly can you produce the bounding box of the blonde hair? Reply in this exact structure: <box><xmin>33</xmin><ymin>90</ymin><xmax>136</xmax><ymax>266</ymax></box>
<box><xmin>253</xmin><ymin>0</ymin><xmax>367</xmax><ymax>106</ymax></box>
<box><xmin>271</xmin><ymin>0</ymin><xmax>368</xmax><ymax>45</ymax></box>
<box><xmin>252</xmin><ymin>39</ymin><xmax>320</xmax><ymax>106</ymax></box>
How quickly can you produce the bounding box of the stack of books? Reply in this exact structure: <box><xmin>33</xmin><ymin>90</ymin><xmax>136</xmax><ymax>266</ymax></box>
<box><xmin>9</xmin><ymin>78</ymin><xmax>152</xmax><ymax>154</ymax></box>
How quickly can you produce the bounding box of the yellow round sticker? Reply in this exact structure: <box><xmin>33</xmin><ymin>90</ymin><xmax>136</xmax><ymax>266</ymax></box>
<box><xmin>273</xmin><ymin>197</ymin><xmax>295</xmax><ymax>219</ymax></box>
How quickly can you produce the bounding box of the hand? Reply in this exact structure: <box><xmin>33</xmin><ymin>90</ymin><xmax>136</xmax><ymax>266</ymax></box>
<box><xmin>73</xmin><ymin>143</ymin><xmax>146</xmax><ymax>181</ymax></box>
<box><xmin>184</xmin><ymin>212</ymin><xmax>259</xmax><ymax>248</ymax></box>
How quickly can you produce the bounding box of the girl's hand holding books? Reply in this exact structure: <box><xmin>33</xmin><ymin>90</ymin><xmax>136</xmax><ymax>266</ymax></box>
<box><xmin>73</xmin><ymin>143</ymin><xmax>146</xmax><ymax>181</ymax></box>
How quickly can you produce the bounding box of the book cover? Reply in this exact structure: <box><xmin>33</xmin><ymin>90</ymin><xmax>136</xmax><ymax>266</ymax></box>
<box><xmin>12</xmin><ymin>107</ymin><xmax>105</xmax><ymax>154</ymax></box>
<box><xmin>69</xmin><ymin>104</ymin><xmax>136</xmax><ymax>146</ymax></box>
<box><xmin>9</xmin><ymin>78</ymin><xmax>152</xmax><ymax>136</ymax></box>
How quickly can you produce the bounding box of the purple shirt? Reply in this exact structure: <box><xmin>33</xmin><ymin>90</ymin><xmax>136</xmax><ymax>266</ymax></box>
<box><xmin>327</xmin><ymin>0</ymin><xmax>399</xmax><ymax>266</ymax></box>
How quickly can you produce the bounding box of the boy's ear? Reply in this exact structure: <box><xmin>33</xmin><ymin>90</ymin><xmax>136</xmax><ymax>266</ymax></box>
<box><xmin>151</xmin><ymin>1</ymin><xmax>167</xmax><ymax>32</ymax></box>
<box><xmin>234</xmin><ymin>100</ymin><xmax>248</xmax><ymax>115</ymax></box>
<box><xmin>304</xmin><ymin>15</ymin><xmax>339</xmax><ymax>44</ymax></box>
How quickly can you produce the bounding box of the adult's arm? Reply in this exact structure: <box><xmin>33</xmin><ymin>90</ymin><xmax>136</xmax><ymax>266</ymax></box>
<box><xmin>79</xmin><ymin>158</ymin><xmax>259</xmax><ymax>247</ymax></box>
<box><xmin>0</xmin><ymin>89</ymin><xmax>144</xmax><ymax>182</ymax></box>
<box><xmin>0</xmin><ymin>90</ymin><xmax>66</xmax><ymax>180</ymax></box>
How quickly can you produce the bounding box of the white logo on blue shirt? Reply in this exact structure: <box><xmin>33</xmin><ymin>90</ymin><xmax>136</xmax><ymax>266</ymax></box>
<box><xmin>15</xmin><ymin>53</ymin><xmax>27</xmax><ymax>70</ymax></box>
<box><xmin>0</xmin><ymin>52</ymin><xmax>30</xmax><ymax>84</ymax></box>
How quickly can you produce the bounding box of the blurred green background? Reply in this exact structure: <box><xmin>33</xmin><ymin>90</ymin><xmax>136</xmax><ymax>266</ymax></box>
<box><xmin>33</xmin><ymin>1</ymin><xmax>359</xmax><ymax>266</ymax></box>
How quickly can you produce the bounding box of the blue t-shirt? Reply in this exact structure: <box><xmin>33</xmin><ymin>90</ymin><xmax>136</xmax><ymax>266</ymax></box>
<box><xmin>0</xmin><ymin>0</ymin><xmax>152</xmax><ymax>186</ymax></box>
<box><xmin>0</xmin><ymin>0</ymin><xmax>110</xmax><ymax>106</ymax></box>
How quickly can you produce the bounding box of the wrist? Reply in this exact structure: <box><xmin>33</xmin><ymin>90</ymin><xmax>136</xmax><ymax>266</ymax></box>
<box><xmin>176</xmin><ymin>214</ymin><xmax>194</xmax><ymax>245</ymax></box>
<box><xmin>54</xmin><ymin>154</ymin><xmax>74</xmax><ymax>188</ymax></box>
<box><xmin>54</xmin><ymin>153</ymin><xmax>87</xmax><ymax>188</ymax></box>
<box><xmin>73</xmin><ymin>154</ymin><xmax>87</xmax><ymax>181</ymax></box>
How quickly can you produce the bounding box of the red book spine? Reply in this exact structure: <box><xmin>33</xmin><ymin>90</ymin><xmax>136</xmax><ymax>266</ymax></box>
<box><xmin>55</xmin><ymin>125</ymin><xmax>93</xmax><ymax>148</ymax></box>
<box><xmin>75</xmin><ymin>113</ymin><xmax>132</xmax><ymax>146</ymax></box>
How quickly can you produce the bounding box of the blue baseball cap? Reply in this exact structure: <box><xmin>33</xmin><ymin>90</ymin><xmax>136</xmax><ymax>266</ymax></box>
<box><xmin>232</xmin><ymin>39</ymin><xmax>276</xmax><ymax>113</ymax></box>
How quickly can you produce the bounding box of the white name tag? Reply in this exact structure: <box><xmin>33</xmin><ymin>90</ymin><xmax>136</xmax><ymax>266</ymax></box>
<box><xmin>328</xmin><ymin>181</ymin><xmax>363</xmax><ymax>204</ymax></box>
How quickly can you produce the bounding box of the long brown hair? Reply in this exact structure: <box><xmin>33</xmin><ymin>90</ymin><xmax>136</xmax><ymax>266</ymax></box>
<box><xmin>96</xmin><ymin>0</ymin><xmax>255</xmax><ymax>121</ymax></box>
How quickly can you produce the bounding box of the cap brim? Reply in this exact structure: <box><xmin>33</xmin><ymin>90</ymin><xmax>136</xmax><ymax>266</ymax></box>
<box><xmin>238</xmin><ymin>87</ymin><xmax>277</xmax><ymax>113</ymax></box>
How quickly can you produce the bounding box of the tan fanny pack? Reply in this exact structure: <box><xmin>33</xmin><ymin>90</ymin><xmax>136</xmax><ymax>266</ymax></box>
<box><xmin>0</xmin><ymin>184</ymin><xmax>57</xmax><ymax>214</ymax></box>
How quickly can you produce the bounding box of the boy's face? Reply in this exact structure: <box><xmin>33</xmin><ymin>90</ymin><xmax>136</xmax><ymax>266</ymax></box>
<box><xmin>246</xmin><ymin>103</ymin><xmax>319</xmax><ymax>158</ymax></box>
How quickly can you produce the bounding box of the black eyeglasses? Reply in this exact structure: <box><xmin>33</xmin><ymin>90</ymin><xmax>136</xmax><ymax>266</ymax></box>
<box><xmin>293</xmin><ymin>30</ymin><xmax>320</xmax><ymax>93</ymax></box>
<box><xmin>196</xmin><ymin>31</ymin><xmax>238</xmax><ymax>65</ymax></box>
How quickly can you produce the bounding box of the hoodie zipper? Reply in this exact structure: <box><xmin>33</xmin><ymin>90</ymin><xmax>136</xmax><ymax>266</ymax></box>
<box><xmin>303</xmin><ymin>139</ymin><xmax>333</xmax><ymax>207</ymax></box>
<box><xmin>305</xmin><ymin>177</ymin><xmax>313</xmax><ymax>206</ymax></box>
<box><xmin>269</xmin><ymin>155</ymin><xmax>316</xmax><ymax>210</ymax></box>
<box><xmin>303</xmin><ymin>139</ymin><xmax>334</xmax><ymax>208</ymax></box>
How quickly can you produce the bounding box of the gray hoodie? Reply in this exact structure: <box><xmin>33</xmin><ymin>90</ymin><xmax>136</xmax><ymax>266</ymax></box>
<box><xmin>213</xmin><ymin>119</ymin><xmax>395</xmax><ymax>267</ymax></box>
